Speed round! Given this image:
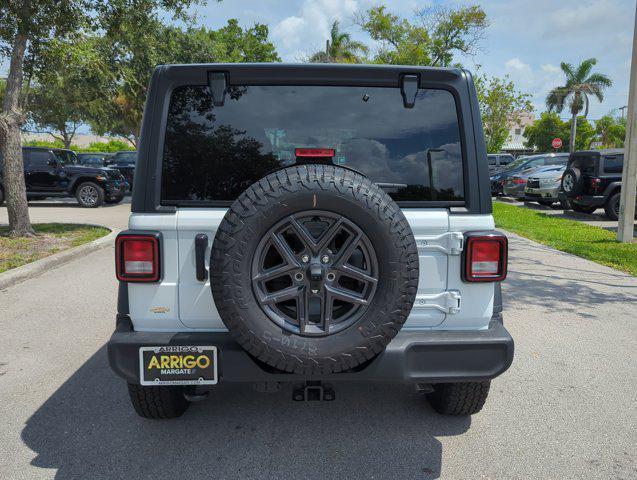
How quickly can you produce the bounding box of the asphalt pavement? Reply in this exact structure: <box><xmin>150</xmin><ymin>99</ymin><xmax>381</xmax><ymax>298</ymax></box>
<box><xmin>0</xmin><ymin>204</ymin><xmax>636</xmax><ymax>479</ymax></box>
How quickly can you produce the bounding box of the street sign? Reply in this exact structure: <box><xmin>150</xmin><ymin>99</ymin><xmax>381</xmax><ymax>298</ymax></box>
<box><xmin>551</xmin><ymin>138</ymin><xmax>563</xmax><ymax>149</ymax></box>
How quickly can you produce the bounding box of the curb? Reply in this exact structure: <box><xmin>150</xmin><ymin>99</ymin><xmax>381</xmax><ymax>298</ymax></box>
<box><xmin>0</xmin><ymin>228</ymin><xmax>119</xmax><ymax>290</ymax></box>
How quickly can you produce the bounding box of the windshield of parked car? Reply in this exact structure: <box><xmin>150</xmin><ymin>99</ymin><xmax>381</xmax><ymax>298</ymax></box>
<box><xmin>502</xmin><ymin>157</ymin><xmax>528</xmax><ymax>171</ymax></box>
<box><xmin>112</xmin><ymin>152</ymin><xmax>137</xmax><ymax>165</ymax></box>
<box><xmin>52</xmin><ymin>150</ymin><xmax>77</xmax><ymax>165</ymax></box>
<box><xmin>161</xmin><ymin>85</ymin><xmax>465</xmax><ymax>204</ymax></box>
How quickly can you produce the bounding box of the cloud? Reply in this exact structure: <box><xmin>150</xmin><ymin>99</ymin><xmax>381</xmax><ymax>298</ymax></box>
<box><xmin>271</xmin><ymin>0</ymin><xmax>362</xmax><ymax>61</ymax></box>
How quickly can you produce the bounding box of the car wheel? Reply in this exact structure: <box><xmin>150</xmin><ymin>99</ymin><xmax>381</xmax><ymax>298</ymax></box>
<box><xmin>571</xmin><ymin>204</ymin><xmax>597</xmax><ymax>214</ymax></box>
<box><xmin>75</xmin><ymin>181</ymin><xmax>104</xmax><ymax>208</ymax></box>
<box><xmin>604</xmin><ymin>192</ymin><xmax>621</xmax><ymax>221</ymax></box>
<box><xmin>127</xmin><ymin>383</ymin><xmax>194</xmax><ymax>419</ymax></box>
<box><xmin>105</xmin><ymin>193</ymin><xmax>125</xmax><ymax>204</ymax></box>
<box><xmin>427</xmin><ymin>381</ymin><xmax>491</xmax><ymax>416</ymax></box>
<box><xmin>210</xmin><ymin>165</ymin><xmax>419</xmax><ymax>375</ymax></box>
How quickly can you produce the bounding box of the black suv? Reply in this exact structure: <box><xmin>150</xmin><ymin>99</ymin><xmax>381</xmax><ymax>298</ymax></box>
<box><xmin>560</xmin><ymin>149</ymin><xmax>632</xmax><ymax>220</ymax></box>
<box><xmin>106</xmin><ymin>150</ymin><xmax>137</xmax><ymax>187</ymax></box>
<box><xmin>0</xmin><ymin>147</ymin><xmax>128</xmax><ymax>208</ymax></box>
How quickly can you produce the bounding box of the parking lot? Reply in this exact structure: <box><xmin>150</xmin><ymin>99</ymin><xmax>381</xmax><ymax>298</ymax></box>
<box><xmin>1</xmin><ymin>202</ymin><xmax>636</xmax><ymax>479</ymax></box>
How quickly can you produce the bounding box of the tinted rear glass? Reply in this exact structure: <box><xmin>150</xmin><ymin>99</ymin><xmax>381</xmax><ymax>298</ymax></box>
<box><xmin>113</xmin><ymin>153</ymin><xmax>136</xmax><ymax>164</ymax></box>
<box><xmin>161</xmin><ymin>85</ymin><xmax>465</xmax><ymax>204</ymax></box>
<box><xmin>569</xmin><ymin>154</ymin><xmax>597</xmax><ymax>175</ymax></box>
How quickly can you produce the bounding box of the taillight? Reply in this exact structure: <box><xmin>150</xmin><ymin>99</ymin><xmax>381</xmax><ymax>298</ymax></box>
<box><xmin>463</xmin><ymin>234</ymin><xmax>508</xmax><ymax>282</ymax></box>
<box><xmin>590</xmin><ymin>177</ymin><xmax>601</xmax><ymax>193</ymax></box>
<box><xmin>115</xmin><ymin>233</ymin><xmax>161</xmax><ymax>282</ymax></box>
<box><xmin>512</xmin><ymin>178</ymin><xmax>526</xmax><ymax>184</ymax></box>
<box><xmin>295</xmin><ymin>148</ymin><xmax>335</xmax><ymax>158</ymax></box>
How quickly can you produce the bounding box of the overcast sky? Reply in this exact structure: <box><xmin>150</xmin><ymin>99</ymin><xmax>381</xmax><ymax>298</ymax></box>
<box><xmin>2</xmin><ymin>0</ymin><xmax>633</xmax><ymax>121</ymax></box>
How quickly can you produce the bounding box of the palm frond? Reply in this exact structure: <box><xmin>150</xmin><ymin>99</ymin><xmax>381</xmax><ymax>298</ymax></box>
<box><xmin>546</xmin><ymin>86</ymin><xmax>568</xmax><ymax>113</ymax></box>
<box><xmin>560</xmin><ymin>61</ymin><xmax>575</xmax><ymax>79</ymax></box>
<box><xmin>575</xmin><ymin>58</ymin><xmax>597</xmax><ymax>82</ymax></box>
<box><xmin>585</xmin><ymin>73</ymin><xmax>613</xmax><ymax>88</ymax></box>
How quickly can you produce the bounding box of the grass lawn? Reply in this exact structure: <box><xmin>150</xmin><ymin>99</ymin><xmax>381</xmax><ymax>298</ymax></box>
<box><xmin>0</xmin><ymin>223</ymin><xmax>110</xmax><ymax>274</ymax></box>
<box><xmin>493</xmin><ymin>202</ymin><xmax>637</xmax><ymax>276</ymax></box>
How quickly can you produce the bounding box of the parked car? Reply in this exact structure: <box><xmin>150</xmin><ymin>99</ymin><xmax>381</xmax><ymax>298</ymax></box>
<box><xmin>77</xmin><ymin>152</ymin><xmax>114</xmax><ymax>167</ymax></box>
<box><xmin>0</xmin><ymin>147</ymin><xmax>128</xmax><ymax>207</ymax></box>
<box><xmin>524</xmin><ymin>165</ymin><xmax>567</xmax><ymax>206</ymax></box>
<box><xmin>490</xmin><ymin>153</ymin><xmax>569</xmax><ymax>196</ymax></box>
<box><xmin>503</xmin><ymin>165</ymin><xmax>565</xmax><ymax>200</ymax></box>
<box><xmin>106</xmin><ymin>151</ymin><xmax>136</xmax><ymax>187</ymax></box>
<box><xmin>560</xmin><ymin>149</ymin><xmax>634</xmax><ymax>219</ymax></box>
<box><xmin>487</xmin><ymin>153</ymin><xmax>515</xmax><ymax>174</ymax></box>
<box><xmin>108</xmin><ymin>63</ymin><xmax>513</xmax><ymax>420</ymax></box>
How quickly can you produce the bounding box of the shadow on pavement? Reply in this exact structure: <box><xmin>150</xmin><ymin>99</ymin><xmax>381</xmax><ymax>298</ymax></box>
<box><xmin>27</xmin><ymin>198</ymin><xmax>131</xmax><ymax>209</ymax></box>
<box><xmin>22</xmin><ymin>346</ymin><xmax>469</xmax><ymax>480</ymax></box>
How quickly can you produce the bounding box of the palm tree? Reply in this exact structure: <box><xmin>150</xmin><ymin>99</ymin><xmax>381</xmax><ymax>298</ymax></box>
<box><xmin>309</xmin><ymin>20</ymin><xmax>368</xmax><ymax>63</ymax></box>
<box><xmin>546</xmin><ymin>58</ymin><xmax>612</xmax><ymax>152</ymax></box>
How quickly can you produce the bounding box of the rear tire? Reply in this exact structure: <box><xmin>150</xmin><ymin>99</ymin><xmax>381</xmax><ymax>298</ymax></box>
<box><xmin>427</xmin><ymin>381</ymin><xmax>491</xmax><ymax>416</ymax></box>
<box><xmin>127</xmin><ymin>383</ymin><xmax>193</xmax><ymax>419</ymax></box>
<box><xmin>604</xmin><ymin>192</ymin><xmax>621</xmax><ymax>221</ymax></box>
<box><xmin>571</xmin><ymin>204</ymin><xmax>597</xmax><ymax>214</ymax></box>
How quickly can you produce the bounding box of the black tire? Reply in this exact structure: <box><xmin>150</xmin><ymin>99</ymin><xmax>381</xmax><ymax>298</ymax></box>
<box><xmin>210</xmin><ymin>165</ymin><xmax>419</xmax><ymax>375</ymax></box>
<box><xmin>604</xmin><ymin>192</ymin><xmax>621</xmax><ymax>221</ymax></box>
<box><xmin>75</xmin><ymin>181</ymin><xmax>104</xmax><ymax>208</ymax></box>
<box><xmin>127</xmin><ymin>383</ymin><xmax>193</xmax><ymax>419</ymax></box>
<box><xmin>105</xmin><ymin>193</ymin><xmax>125</xmax><ymax>204</ymax></box>
<box><xmin>561</xmin><ymin>167</ymin><xmax>584</xmax><ymax>197</ymax></box>
<box><xmin>572</xmin><ymin>203</ymin><xmax>597</xmax><ymax>214</ymax></box>
<box><xmin>427</xmin><ymin>381</ymin><xmax>491</xmax><ymax>416</ymax></box>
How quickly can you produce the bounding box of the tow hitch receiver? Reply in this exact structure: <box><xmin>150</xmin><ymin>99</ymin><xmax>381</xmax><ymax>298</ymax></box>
<box><xmin>293</xmin><ymin>381</ymin><xmax>335</xmax><ymax>402</ymax></box>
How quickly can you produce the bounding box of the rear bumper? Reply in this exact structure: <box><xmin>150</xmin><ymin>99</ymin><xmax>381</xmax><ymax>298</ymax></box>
<box><xmin>108</xmin><ymin>315</ymin><xmax>514</xmax><ymax>384</ymax></box>
<box><xmin>503</xmin><ymin>184</ymin><xmax>524</xmax><ymax>198</ymax></box>
<box><xmin>559</xmin><ymin>192</ymin><xmax>606</xmax><ymax>207</ymax></box>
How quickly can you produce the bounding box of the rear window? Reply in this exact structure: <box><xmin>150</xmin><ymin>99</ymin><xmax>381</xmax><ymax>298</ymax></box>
<box><xmin>569</xmin><ymin>154</ymin><xmax>597</xmax><ymax>175</ymax></box>
<box><xmin>161</xmin><ymin>85</ymin><xmax>465</xmax><ymax>204</ymax></box>
<box><xmin>113</xmin><ymin>153</ymin><xmax>136</xmax><ymax>165</ymax></box>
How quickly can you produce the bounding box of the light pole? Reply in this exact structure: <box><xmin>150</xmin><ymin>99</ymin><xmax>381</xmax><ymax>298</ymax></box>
<box><xmin>619</xmin><ymin>105</ymin><xmax>628</xmax><ymax>119</ymax></box>
<box><xmin>617</xmin><ymin>6</ymin><xmax>637</xmax><ymax>242</ymax></box>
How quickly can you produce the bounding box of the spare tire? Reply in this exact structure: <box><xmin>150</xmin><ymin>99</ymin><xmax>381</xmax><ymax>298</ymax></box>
<box><xmin>561</xmin><ymin>167</ymin><xmax>584</xmax><ymax>197</ymax></box>
<box><xmin>210</xmin><ymin>165</ymin><xmax>419</xmax><ymax>375</ymax></box>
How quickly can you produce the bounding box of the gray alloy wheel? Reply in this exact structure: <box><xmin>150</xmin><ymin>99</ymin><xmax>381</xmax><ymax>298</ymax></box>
<box><xmin>562</xmin><ymin>173</ymin><xmax>574</xmax><ymax>193</ymax></box>
<box><xmin>75</xmin><ymin>182</ymin><xmax>104</xmax><ymax>208</ymax></box>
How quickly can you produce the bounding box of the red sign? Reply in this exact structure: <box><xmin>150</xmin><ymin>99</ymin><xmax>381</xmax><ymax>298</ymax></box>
<box><xmin>551</xmin><ymin>138</ymin><xmax>563</xmax><ymax>149</ymax></box>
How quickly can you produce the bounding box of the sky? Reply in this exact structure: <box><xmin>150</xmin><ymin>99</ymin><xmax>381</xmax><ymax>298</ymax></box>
<box><xmin>188</xmin><ymin>0</ymin><xmax>634</xmax><ymax>121</ymax></box>
<box><xmin>1</xmin><ymin>0</ymin><xmax>633</xmax><ymax>122</ymax></box>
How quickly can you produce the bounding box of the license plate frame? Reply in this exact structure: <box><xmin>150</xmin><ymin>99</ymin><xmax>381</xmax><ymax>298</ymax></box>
<box><xmin>139</xmin><ymin>346</ymin><xmax>218</xmax><ymax>386</ymax></box>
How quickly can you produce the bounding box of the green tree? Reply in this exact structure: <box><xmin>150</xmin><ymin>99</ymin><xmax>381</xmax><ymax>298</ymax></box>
<box><xmin>594</xmin><ymin>113</ymin><xmax>626</xmax><ymax>148</ymax></box>
<box><xmin>357</xmin><ymin>4</ymin><xmax>488</xmax><ymax>66</ymax></box>
<box><xmin>0</xmin><ymin>0</ymin><xmax>204</xmax><ymax>237</ymax></box>
<box><xmin>523</xmin><ymin>112</ymin><xmax>594</xmax><ymax>152</ymax></box>
<box><xmin>545</xmin><ymin>58</ymin><xmax>613</xmax><ymax>153</ymax></box>
<box><xmin>474</xmin><ymin>73</ymin><xmax>532</xmax><ymax>153</ymax></box>
<box><xmin>89</xmin><ymin>20</ymin><xmax>279</xmax><ymax>146</ymax></box>
<box><xmin>309</xmin><ymin>20</ymin><xmax>369</xmax><ymax>63</ymax></box>
<box><xmin>28</xmin><ymin>36</ymin><xmax>107</xmax><ymax>148</ymax></box>
<box><xmin>523</xmin><ymin>112</ymin><xmax>571</xmax><ymax>152</ymax></box>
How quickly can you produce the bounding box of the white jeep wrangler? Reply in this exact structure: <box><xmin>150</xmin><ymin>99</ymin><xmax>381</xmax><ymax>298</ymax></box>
<box><xmin>108</xmin><ymin>63</ymin><xmax>513</xmax><ymax>419</ymax></box>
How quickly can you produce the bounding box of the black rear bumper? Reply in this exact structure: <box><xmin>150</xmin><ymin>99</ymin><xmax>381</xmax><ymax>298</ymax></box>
<box><xmin>108</xmin><ymin>315</ymin><xmax>514</xmax><ymax>385</ymax></box>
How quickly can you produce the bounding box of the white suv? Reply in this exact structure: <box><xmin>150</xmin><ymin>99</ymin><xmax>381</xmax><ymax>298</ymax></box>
<box><xmin>108</xmin><ymin>64</ymin><xmax>514</xmax><ymax>419</ymax></box>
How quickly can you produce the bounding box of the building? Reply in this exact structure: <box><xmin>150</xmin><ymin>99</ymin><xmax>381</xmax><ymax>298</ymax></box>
<box><xmin>501</xmin><ymin>111</ymin><xmax>535</xmax><ymax>156</ymax></box>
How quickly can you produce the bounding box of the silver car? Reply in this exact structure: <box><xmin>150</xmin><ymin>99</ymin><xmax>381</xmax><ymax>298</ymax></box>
<box><xmin>502</xmin><ymin>165</ymin><xmax>563</xmax><ymax>199</ymax></box>
<box><xmin>524</xmin><ymin>165</ymin><xmax>566</xmax><ymax>206</ymax></box>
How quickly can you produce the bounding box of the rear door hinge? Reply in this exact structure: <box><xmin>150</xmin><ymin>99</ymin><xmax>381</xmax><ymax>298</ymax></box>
<box><xmin>413</xmin><ymin>290</ymin><xmax>461</xmax><ymax>314</ymax></box>
<box><xmin>415</xmin><ymin>232</ymin><xmax>464</xmax><ymax>255</ymax></box>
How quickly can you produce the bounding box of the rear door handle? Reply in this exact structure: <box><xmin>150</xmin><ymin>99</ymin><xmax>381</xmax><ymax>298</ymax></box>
<box><xmin>195</xmin><ymin>234</ymin><xmax>208</xmax><ymax>282</ymax></box>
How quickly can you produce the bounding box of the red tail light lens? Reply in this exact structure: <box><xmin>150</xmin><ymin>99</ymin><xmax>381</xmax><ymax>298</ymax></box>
<box><xmin>464</xmin><ymin>235</ymin><xmax>507</xmax><ymax>282</ymax></box>
<box><xmin>115</xmin><ymin>234</ymin><xmax>160</xmax><ymax>282</ymax></box>
<box><xmin>295</xmin><ymin>148</ymin><xmax>335</xmax><ymax>158</ymax></box>
<box><xmin>512</xmin><ymin>178</ymin><xmax>526</xmax><ymax>184</ymax></box>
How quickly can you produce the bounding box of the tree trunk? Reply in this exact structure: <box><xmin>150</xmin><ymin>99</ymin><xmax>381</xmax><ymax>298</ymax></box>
<box><xmin>569</xmin><ymin>114</ymin><xmax>578</xmax><ymax>153</ymax></box>
<box><xmin>0</xmin><ymin>32</ymin><xmax>34</xmax><ymax>237</ymax></box>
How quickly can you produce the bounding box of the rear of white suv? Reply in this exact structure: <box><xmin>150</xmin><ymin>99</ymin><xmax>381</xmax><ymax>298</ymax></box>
<box><xmin>108</xmin><ymin>64</ymin><xmax>513</xmax><ymax>419</ymax></box>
